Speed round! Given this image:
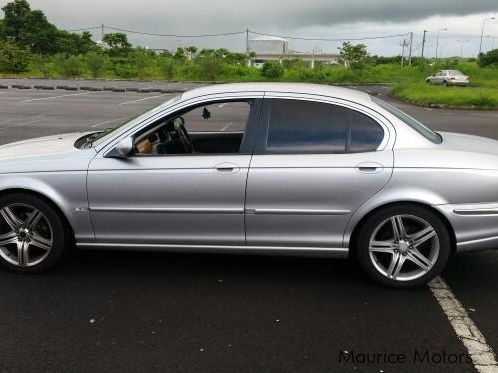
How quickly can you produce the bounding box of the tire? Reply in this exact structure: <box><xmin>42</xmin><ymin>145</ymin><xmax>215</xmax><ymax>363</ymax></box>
<box><xmin>355</xmin><ymin>204</ymin><xmax>452</xmax><ymax>289</ymax></box>
<box><xmin>443</xmin><ymin>80</ymin><xmax>449</xmax><ymax>87</ymax></box>
<box><xmin>426</xmin><ymin>79</ymin><xmax>431</xmax><ymax>84</ymax></box>
<box><xmin>0</xmin><ymin>193</ymin><xmax>70</xmax><ymax>273</ymax></box>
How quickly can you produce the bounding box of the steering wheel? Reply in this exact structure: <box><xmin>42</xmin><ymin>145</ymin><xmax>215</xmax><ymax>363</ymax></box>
<box><xmin>173</xmin><ymin>117</ymin><xmax>194</xmax><ymax>153</ymax></box>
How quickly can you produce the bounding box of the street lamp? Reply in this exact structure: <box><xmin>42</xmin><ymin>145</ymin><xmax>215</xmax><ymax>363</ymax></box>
<box><xmin>435</xmin><ymin>28</ymin><xmax>447</xmax><ymax>59</ymax></box>
<box><xmin>457</xmin><ymin>39</ymin><xmax>469</xmax><ymax>57</ymax></box>
<box><xmin>479</xmin><ymin>17</ymin><xmax>495</xmax><ymax>55</ymax></box>
<box><xmin>486</xmin><ymin>35</ymin><xmax>497</xmax><ymax>51</ymax></box>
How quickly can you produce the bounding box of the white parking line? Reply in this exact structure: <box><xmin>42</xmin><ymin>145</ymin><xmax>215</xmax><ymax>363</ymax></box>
<box><xmin>119</xmin><ymin>94</ymin><xmax>170</xmax><ymax>106</ymax></box>
<box><xmin>0</xmin><ymin>117</ymin><xmax>46</xmax><ymax>129</ymax></box>
<box><xmin>220</xmin><ymin>122</ymin><xmax>233</xmax><ymax>132</ymax></box>
<box><xmin>91</xmin><ymin>115</ymin><xmax>131</xmax><ymax>128</ymax></box>
<box><xmin>429</xmin><ymin>277</ymin><xmax>498</xmax><ymax>372</ymax></box>
<box><xmin>20</xmin><ymin>92</ymin><xmax>94</xmax><ymax>103</ymax></box>
<box><xmin>218</xmin><ymin>103</ymin><xmax>227</xmax><ymax>108</ymax></box>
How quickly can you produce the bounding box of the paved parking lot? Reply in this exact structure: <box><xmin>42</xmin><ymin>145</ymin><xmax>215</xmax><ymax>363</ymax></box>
<box><xmin>0</xmin><ymin>79</ymin><xmax>498</xmax><ymax>372</ymax></box>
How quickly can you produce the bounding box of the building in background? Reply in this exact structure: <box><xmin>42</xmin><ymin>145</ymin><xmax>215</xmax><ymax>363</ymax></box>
<box><xmin>248</xmin><ymin>35</ymin><xmax>339</xmax><ymax>68</ymax></box>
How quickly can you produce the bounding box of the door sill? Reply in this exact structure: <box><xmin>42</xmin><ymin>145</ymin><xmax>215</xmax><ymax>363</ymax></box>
<box><xmin>76</xmin><ymin>242</ymin><xmax>349</xmax><ymax>258</ymax></box>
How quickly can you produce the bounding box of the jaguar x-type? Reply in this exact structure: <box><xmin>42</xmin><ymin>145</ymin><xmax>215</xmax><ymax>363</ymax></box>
<box><xmin>0</xmin><ymin>83</ymin><xmax>497</xmax><ymax>288</ymax></box>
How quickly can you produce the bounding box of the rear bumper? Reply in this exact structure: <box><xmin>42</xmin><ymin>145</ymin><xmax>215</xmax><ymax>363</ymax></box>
<box><xmin>435</xmin><ymin>202</ymin><xmax>498</xmax><ymax>253</ymax></box>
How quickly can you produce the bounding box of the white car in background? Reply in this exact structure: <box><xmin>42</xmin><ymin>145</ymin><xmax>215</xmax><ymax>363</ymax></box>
<box><xmin>426</xmin><ymin>70</ymin><xmax>469</xmax><ymax>86</ymax></box>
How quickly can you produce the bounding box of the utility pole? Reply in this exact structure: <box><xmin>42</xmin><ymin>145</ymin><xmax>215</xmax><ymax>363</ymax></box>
<box><xmin>101</xmin><ymin>24</ymin><xmax>105</xmax><ymax>42</ymax></box>
<box><xmin>246</xmin><ymin>28</ymin><xmax>250</xmax><ymax>67</ymax></box>
<box><xmin>401</xmin><ymin>39</ymin><xmax>406</xmax><ymax>66</ymax></box>
<box><xmin>408</xmin><ymin>32</ymin><xmax>413</xmax><ymax>66</ymax></box>
<box><xmin>246</xmin><ymin>28</ymin><xmax>250</xmax><ymax>54</ymax></box>
<box><xmin>421</xmin><ymin>30</ymin><xmax>428</xmax><ymax>58</ymax></box>
<box><xmin>479</xmin><ymin>17</ymin><xmax>495</xmax><ymax>56</ymax></box>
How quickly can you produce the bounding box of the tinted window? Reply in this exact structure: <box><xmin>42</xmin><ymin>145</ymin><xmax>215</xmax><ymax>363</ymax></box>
<box><xmin>350</xmin><ymin>112</ymin><xmax>384</xmax><ymax>152</ymax></box>
<box><xmin>265</xmin><ymin>99</ymin><xmax>383</xmax><ymax>153</ymax></box>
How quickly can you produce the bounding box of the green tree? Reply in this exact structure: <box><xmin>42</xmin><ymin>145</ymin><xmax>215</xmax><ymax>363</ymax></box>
<box><xmin>1</xmin><ymin>1</ymin><xmax>60</xmax><ymax>54</ymax></box>
<box><xmin>0</xmin><ymin>0</ymin><xmax>31</xmax><ymax>44</ymax></box>
<box><xmin>0</xmin><ymin>41</ymin><xmax>30</xmax><ymax>72</ymax></box>
<box><xmin>174</xmin><ymin>47</ymin><xmax>186</xmax><ymax>60</ymax></box>
<box><xmin>85</xmin><ymin>51</ymin><xmax>105</xmax><ymax>77</ymax></box>
<box><xmin>103</xmin><ymin>32</ymin><xmax>132</xmax><ymax>56</ymax></box>
<box><xmin>185</xmin><ymin>46</ymin><xmax>197</xmax><ymax>60</ymax></box>
<box><xmin>338</xmin><ymin>42</ymin><xmax>369</xmax><ymax>69</ymax></box>
<box><xmin>261</xmin><ymin>60</ymin><xmax>284</xmax><ymax>79</ymax></box>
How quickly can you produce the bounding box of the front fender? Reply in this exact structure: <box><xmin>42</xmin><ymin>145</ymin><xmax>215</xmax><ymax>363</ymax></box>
<box><xmin>0</xmin><ymin>172</ymin><xmax>94</xmax><ymax>242</ymax></box>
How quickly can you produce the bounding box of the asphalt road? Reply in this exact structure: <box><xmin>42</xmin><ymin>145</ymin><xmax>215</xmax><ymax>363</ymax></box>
<box><xmin>0</xmin><ymin>79</ymin><xmax>497</xmax><ymax>373</ymax></box>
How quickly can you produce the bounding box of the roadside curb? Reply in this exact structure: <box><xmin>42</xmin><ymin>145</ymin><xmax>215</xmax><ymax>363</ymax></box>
<box><xmin>2</xmin><ymin>84</ymin><xmax>186</xmax><ymax>94</ymax></box>
<box><xmin>389</xmin><ymin>94</ymin><xmax>498</xmax><ymax>110</ymax></box>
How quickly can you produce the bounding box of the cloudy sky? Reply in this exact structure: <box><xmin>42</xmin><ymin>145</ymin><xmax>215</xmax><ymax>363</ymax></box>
<box><xmin>5</xmin><ymin>0</ymin><xmax>498</xmax><ymax>57</ymax></box>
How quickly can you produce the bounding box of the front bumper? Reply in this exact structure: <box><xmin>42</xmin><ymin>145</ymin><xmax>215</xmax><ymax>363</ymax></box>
<box><xmin>436</xmin><ymin>202</ymin><xmax>498</xmax><ymax>253</ymax></box>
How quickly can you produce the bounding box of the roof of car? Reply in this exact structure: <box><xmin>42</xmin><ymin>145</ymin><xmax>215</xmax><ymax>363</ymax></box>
<box><xmin>180</xmin><ymin>82</ymin><xmax>372</xmax><ymax>104</ymax></box>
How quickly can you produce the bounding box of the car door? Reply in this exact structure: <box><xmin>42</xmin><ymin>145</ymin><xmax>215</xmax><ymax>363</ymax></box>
<box><xmin>245</xmin><ymin>96</ymin><xmax>394</xmax><ymax>249</ymax></box>
<box><xmin>87</xmin><ymin>97</ymin><xmax>262</xmax><ymax>247</ymax></box>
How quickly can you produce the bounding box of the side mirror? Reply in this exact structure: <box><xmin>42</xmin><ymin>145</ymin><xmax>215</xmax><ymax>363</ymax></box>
<box><xmin>114</xmin><ymin>137</ymin><xmax>134</xmax><ymax>158</ymax></box>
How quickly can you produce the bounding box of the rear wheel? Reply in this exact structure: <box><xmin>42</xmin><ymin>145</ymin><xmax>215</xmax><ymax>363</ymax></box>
<box><xmin>443</xmin><ymin>80</ymin><xmax>449</xmax><ymax>87</ymax></box>
<box><xmin>355</xmin><ymin>205</ymin><xmax>451</xmax><ymax>288</ymax></box>
<box><xmin>0</xmin><ymin>193</ymin><xmax>69</xmax><ymax>273</ymax></box>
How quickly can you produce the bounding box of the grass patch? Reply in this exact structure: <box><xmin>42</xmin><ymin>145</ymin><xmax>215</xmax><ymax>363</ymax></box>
<box><xmin>391</xmin><ymin>83</ymin><xmax>498</xmax><ymax>109</ymax></box>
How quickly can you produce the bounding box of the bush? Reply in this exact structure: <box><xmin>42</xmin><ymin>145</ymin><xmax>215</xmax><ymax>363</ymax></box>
<box><xmin>261</xmin><ymin>61</ymin><xmax>284</xmax><ymax>79</ymax></box>
<box><xmin>196</xmin><ymin>55</ymin><xmax>223</xmax><ymax>81</ymax></box>
<box><xmin>0</xmin><ymin>42</ymin><xmax>30</xmax><ymax>73</ymax></box>
<box><xmin>54</xmin><ymin>54</ymin><xmax>82</xmax><ymax>77</ymax></box>
<box><xmin>112</xmin><ymin>58</ymin><xmax>138</xmax><ymax>78</ymax></box>
<box><xmin>478</xmin><ymin>49</ymin><xmax>498</xmax><ymax>67</ymax></box>
<box><xmin>161</xmin><ymin>58</ymin><xmax>175</xmax><ymax>80</ymax></box>
<box><xmin>85</xmin><ymin>51</ymin><xmax>105</xmax><ymax>78</ymax></box>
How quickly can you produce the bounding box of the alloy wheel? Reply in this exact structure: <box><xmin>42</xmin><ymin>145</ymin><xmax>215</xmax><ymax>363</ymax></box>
<box><xmin>368</xmin><ymin>214</ymin><xmax>439</xmax><ymax>282</ymax></box>
<box><xmin>0</xmin><ymin>203</ymin><xmax>53</xmax><ymax>268</ymax></box>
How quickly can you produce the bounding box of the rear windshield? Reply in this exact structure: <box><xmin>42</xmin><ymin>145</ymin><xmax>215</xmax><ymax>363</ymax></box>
<box><xmin>372</xmin><ymin>97</ymin><xmax>442</xmax><ymax>144</ymax></box>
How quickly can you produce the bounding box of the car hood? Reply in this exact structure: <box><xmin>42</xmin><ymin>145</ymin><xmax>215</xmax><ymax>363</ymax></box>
<box><xmin>0</xmin><ymin>132</ymin><xmax>91</xmax><ymax>161</ymax></box>
<box><xmin>439</xmin><ymin>131</ymin><xmax>498</xmax><ymax>156</ymax></box>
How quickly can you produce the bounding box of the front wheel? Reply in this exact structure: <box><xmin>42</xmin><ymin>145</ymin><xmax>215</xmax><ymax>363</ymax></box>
<box><xmin>355</xmin><ymin>205</ymin><xmax>451</xmax><ymax>288</ymax></box>
<box><xmin>0</xmin><ymin>193</ymin><xmax>69</xmax><ymax>273</ymax></box>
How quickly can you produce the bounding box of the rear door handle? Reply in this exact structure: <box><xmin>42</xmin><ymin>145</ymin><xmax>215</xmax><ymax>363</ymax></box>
<box><xmin>355</xmin><ymin>162</ymin><xmax>383</xmax><ymax>173</ymax></box>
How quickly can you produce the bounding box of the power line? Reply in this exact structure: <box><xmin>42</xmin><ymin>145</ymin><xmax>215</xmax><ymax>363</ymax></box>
<box><xmin>66</xmin><ymin>25</ymin><xmax>410</xmax><ymax>42</ymax></box>
<box><xmin>249</xmin><ymin>30</ymin><xmax>411</xmax><ymax>41</ymax></box>
<box><xmin>65</xmin><ymin>26</ymin><xmax>101</xmax><ymax>32</ymax></box>
<box><xmin>105</xmin><ymin>26</ymin><xmax>246</xmax><ymax>38</ymax></box>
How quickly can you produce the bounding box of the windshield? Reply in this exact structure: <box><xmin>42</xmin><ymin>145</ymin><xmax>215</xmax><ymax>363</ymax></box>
<box><xmin>372</xmin><ymin>97</ymin><xmax>442</xmax><ymax>144</ymax></box>
<box><xmin>90</xmin><ymin>94</ymin><xmax>182</xmax><ymax>147</ymax></box>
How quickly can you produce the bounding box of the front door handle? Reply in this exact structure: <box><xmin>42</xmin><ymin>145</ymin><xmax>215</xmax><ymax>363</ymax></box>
<box><xmin>214</xmin><ymin>162</ymin><xmax>239</xmax><ymax>174</ymax></box>
<box><xmin>355</xmin><ymin>162</ymin><xmax>383</xmax><ymax>174</ymax></box>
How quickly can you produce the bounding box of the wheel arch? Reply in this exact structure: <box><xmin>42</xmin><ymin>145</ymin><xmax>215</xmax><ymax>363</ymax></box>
<box><xmin>347</xmin><ymin>201</ymin><xmax>457</xmax><ymax>258</ymax></box>
<box><xmin>0</xmin><ymin>187</ymin><xmax>76</xmax><ymax>241</ymax></box>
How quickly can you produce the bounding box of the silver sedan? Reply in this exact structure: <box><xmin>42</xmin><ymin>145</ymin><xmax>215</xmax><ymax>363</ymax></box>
<box><xmin>426</xmin><ymin>70</ymin><xmax>469</xmax><ymax>86</ymax></box>
<box><xmin>0</xmin><ymin>83</ymin><xmax>497</xmax><ymax>288</ymax></box>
